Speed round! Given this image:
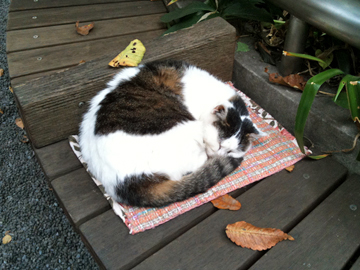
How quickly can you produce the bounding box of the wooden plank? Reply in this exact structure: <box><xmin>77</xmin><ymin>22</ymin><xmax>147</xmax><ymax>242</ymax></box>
<box><xmin>13</xmin><ymin>18</ymin><xmax>236</xmax><ymax>148</ymax></box>
<box><xmin>7</xmin><ymin>29</ymin><xmax>164</xmax><ymax>78</ymax></box>
<box><xmin>33</xmin><ymin>140</ymin><xmax>82</xmax><ymax>181</ymax></box>
<box><xmin>131</xmin><ymin>158</ymin><xmax>347</xmax><ymax>270</ymax></box>
<box><xmin>80</xmin><ymin>205</ymin><xmax>216</xmax><ymax>270</ymax></box>
<box><xmin>351</xmin><ymin>256</ymin><xmax>360</xmax><ymax>270</ymax></box>
<box><xmin>6</xmin><ymin>14</ymin><xmax>165</xmax><ymax>53</ymax></box>
<box><xmin>51</xmin><ymin>168</ymin><xmax>111</xmax><ymax>228</ymax></box>
<box><xmin>11</xmin><ymin>68</ymin><xmax>72</xmax><ymax>86</ymax></box>
<box><xmin>250</xmin><ymin>174</ymin><xmax>360</xmax><ymax>270</ymax></box>
<box><xmin>80</xmin><ymin>185</ymin><xmax>257</xmax><ymax>269</ymax></box>
<box><xmin>7</xmin><ymin>1</ymin><xmax>166</xmax><ymax>30</ymax></box>
<box><xmin>9</xmin><ymin>0</ymin><xmax>148</xmax><ymax>11</ymax></box>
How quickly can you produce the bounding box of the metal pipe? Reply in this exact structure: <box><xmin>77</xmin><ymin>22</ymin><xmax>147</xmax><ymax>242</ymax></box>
<box><xmin>279</xmin><ymin>15</ymin><xmax>309</xmax><ymax>75</ymax></box>
<box><xmin>267</xmin><ymin>0</ymin><xmax>360</xmax><ymax>50</ymax></box>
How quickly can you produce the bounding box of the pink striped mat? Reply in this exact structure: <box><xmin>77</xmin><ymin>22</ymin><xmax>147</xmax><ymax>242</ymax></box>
<box><xmin>69</xmin><ymin>84</ymin><xmax>307</xmax><ymax>234</ymax></box>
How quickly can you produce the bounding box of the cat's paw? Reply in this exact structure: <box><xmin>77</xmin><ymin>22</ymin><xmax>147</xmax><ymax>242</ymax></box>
<box><xmin>205</xmin><ymin>142</ymin><xmax>221</xmax><ymax>157</ymax></box>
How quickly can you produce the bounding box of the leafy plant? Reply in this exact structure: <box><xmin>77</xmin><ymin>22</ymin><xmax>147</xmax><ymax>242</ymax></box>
<box><xmin>283</xmin><ymin>51</ymin><xmax>360</xmax><ymax>160</ymax></box>
<box><xmin>161</xmin><ymin>0</ymin><xmax>274</xmax><ymax>35</ymax></box>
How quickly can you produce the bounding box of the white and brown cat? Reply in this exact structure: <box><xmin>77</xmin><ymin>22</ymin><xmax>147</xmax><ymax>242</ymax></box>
<box><xmin>79</xmin><ymin>60</ymin><xmax>264</xmax><ymax>207</ymax></box>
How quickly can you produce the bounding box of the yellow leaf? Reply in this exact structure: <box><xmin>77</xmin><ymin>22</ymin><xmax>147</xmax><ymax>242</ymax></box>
<box><xmin>2</xmin><ymin>232</ymin><xmax>12</xmax><ymax>244</ymax></box>
<box><xmin>285</xmin><ymin>165</ymin><xmax>295</xmax><ymax>172</ymax></box>
<box><xmin>167</xmin><ymin>0</ymin><xmax>178</xmax><ymax>5</ymax></box>
<box><xmin>226</xmin><ymin>221</ymin><xmax>294</xmax><ymax>251</ymax></box>
<box><xmin>0</xmin><ymin>108</ymin><xmax>3</xmax><ymax>114</ymax></box>
<box><xmin>109</xmin><ymin>39</ymin><xmax>146</xmax><ymax>67</ymax></box>
<box><xmin>9</xmin><ymin>86</ymin><xmax>13</xmax><ymax>93</ymax></box>
<box><xmin>15</xmin><ymin>118</ymin><xmax>24</xmax><ymax>129</ymax></box>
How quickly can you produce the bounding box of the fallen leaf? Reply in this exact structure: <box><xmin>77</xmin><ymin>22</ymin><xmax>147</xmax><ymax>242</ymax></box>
<box><xmin>226</xmin><ymin>221</ymin><xmax>294</xmax><ymax>251</ymax></box>
<box><xmin>236</xmin><ymin>42</ymin><xmax>250</xmax><ymax>52</ymax></box>
<box><xmin>75</xmin><ymin>21</ymin><xmax>94</xmax><ymax>36</ymax></box>
<box><xmin>0</xmin><ymin>108</ymin><xmax>3</xmax><ymax>114</ymax></box>
<box><xmin>0</xmin><ymin>68</ymin><xmax>3</xmax><ymax>76</ymax></box>
<box><xmin>109</xmin><ymin>39</ymin><xmax>146</xmax><ymax>67</ymax></box>
<box><xmin>9</xmin><ymin>86</ymin><xmax>13</xmax><ymax>93</ymax></box>
<box><xmin>79</xmin><ymin>60</ymin><xmax>86</xmax><ymax>65</ymax></box>
<box><xmin>15</xmin><ymin>118</ymin><xmax>24</xmax><ymax>129</ymax></box>
<box><xmin>2</xmin><ymin>231</ymin><xmax>12</xmax><ymax>244</ymax></box>
<box><xmin>266</xmin><ymin>69</ymin><xmax>307</xmax><ymax>91</ymax></box>
<box><xmin>211</xmin><ymin>194</ymin><xmax>241</xmax><ymax>210</ymax></box>
<box><xmin>285</xmin><ymin>165</ymin><xmax>295</xmax><ymax>172</ymax></box>
<box><xmin>20</xmin><ymin>135</ymin><xmax>29</xmax><ymax>143</ymax></box>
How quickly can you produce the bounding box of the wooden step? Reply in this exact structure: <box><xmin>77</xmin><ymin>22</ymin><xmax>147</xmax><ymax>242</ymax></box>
<box><xmin>80</xmin><ymin>158</ymin><xmax>347</xmax><ymax>270</ymax></box>
<box><xmin>250</xmin><ymin>174</ymin><xmax>360</xmax><ymax>270</ymax></box>
<box><xmin>12</xmin><ymin>18</ymin><xmax>236</xmax><ymax>148</ymax></box>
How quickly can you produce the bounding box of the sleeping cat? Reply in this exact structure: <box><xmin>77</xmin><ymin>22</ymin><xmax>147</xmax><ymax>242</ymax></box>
<box><xmin>79</xmin><ymin>60</ymin><xmax>264</xmax><ymax>207</ymax></box>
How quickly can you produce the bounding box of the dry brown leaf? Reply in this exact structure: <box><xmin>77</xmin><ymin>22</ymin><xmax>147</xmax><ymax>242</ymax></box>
<box><xmin>226</xmin><ymin>221</ymin><xmax>294</xmax><ymax>251</ymax></box>
<box><xmin>15</xmin><ymin>118</ymin><xmax>24</xmax><ymax>129</ymax></box>
<box><xmin>265</xmin><ymin>68</ymin><xmax>306</xmax><ymax>91</ymax></box>
<box><xmin>0</xmin><ymin>68</ymin><xmax>3</xmax><ymax>77</ymax></box>
<box><xmin>79</xmin><ymin>60</ymin><xmax>86</xmax><ymax>65</ymax></box>
<box><xmin>285</xmin><ymin>165</ymin><xmax>295</xmax><ymax>172</ymax></box>
<box><xmin>2</xmin><ymin>231</ymin><xmax>12</xmax><ymax>244</ymax></box>
<box><xmin>0</xmin><ymin>108</ymin><xmax>3</xmax><ymax>114</ymax></box>
<box><xmin>9</xmin><ymin>86</ymin><xmax>13</xmax><ymax>93</ymax></box>
<box><xmin>211</xmin><ymin>194</ymin><xmax>241</xmax><ymax>210</ymax></box>
<box><xmin>75</xmin><ymin>21</ymin><xmax>94</xmax><ymax>36</ymax></box>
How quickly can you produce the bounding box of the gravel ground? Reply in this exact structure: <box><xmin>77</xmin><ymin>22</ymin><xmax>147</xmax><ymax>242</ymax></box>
<box><xmin>0</xmin><ymin>1</ymin><xmax>99</xmax><ymax>269</ymax></box>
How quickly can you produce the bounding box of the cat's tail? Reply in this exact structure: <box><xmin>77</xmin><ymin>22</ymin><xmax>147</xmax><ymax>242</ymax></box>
<box><xmin>115</xmin><ymin>155</ymin><xmax>243</xmax><ymax>207</ymax></box>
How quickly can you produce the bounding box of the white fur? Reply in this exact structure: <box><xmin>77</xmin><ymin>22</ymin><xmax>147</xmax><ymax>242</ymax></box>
<box><xmin>79</xmin><ymin>64</ymin><xmax>251</xmax><ymax>198</ymax></box>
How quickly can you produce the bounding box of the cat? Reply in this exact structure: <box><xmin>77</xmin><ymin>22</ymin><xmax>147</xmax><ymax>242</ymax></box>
<box><xmin>79</xmin><ymin>60</ymin><xmax>264</xmax><ymax>207</ymax></box>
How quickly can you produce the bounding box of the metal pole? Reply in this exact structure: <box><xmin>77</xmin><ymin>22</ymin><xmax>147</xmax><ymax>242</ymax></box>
<box><xmin>279</xmin><ymin>15</ymin><xmax>309</xmax><ymax>76</ymax></box>
<box><xmin>267</xmin><ymin>0</ymin><xmax>360</xmax><ymax>50</ymax></box>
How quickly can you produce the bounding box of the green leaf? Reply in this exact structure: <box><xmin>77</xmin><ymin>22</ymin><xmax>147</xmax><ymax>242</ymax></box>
<box><xmin>236</xmin><ymin>42</ymin><xmax>250</xmax><ymax>52</ymax></box>
<box><xmin>334</xmin><ymin>91</ymin><xmax>350</xmax><ymax>109</ymax></box>
<box><xmin>161</xmin><ymin>13</ymin><xmax>204</xmax><ymax>35</ymax></box>
<box><xmin>307</xmin><ymin>154</ymin><xmax>330</xmax><ymax>160</ymax></box>
<box><xmin>220</xmin><ymin>0</ymin><xmax>273</xmax><ymax>22</ymax></box>
<box><xmin>295</xmin><ymin>69</ymin><xmax>345</xmax><ymax>153</ymax></box>
<box><xmin>333</xmin><ymin>75</ymin><xmax>348</xmax><ymax>102</ymax></box>
<box><xmin>283</xmin><ymin>51</ymin><xmax>327</xmax><ymax>66</ymax></box>
<box><xmin>161</xmin><ymin>2</ymin><xmax>215</xmax><ymax>23</ymax></box>
<box><xmin>315</xmin><ymin>49</ymin><xmax>333</xmax><ymax>69</ymax></box>
<box><xmin>346</xmin><ymin>78</ymin><xmax>360</xmax><ymax>124</ymax></box>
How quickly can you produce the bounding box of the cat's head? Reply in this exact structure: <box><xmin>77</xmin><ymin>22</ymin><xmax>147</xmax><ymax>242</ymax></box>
<box><xmin>213</xmin><ymin>95</ymin><xmax>266</xmax><ymax>158</ymax></box>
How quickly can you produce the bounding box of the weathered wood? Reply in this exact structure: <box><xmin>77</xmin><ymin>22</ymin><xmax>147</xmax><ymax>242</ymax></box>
<box><xmin>33</xmin><ymin>140</ymin><xmax>82</xmax><ymax>181</ymax></box>
<box><xmin>51</xmin><ymin>168</ymin><xmax>111</xmax><ymax>228</ymax></box>
<box><xmin>79</xmin><ymin>180</ymin><xmax>255</xmax><ymax>270</ymax></box>
<box><xmin>132</xmin><ymin>158</ymin><xmax>347</xmax><ymax>270</ymax></box>
<box><xmin>7</xmin><ymin>29</ymin><xmax>164</xmax><ymax>78</ymax></box>
<box><xmin>6</xmin><ymin>14</ymin><xmax>165</xmax><ymax>53</ymax></box>
<box><xmin>351</xmin><ymin>256</ymin><xmax>360</xmax><ymax>270</ymax></box>
<box><xmin>7</xmin><ymin>1</ymin><xmax>166</xmax><ymax>30</ymax></box>
<box><xmin>11</xmin><ymin>69</ymin><xmax>72</xmax><ymax>86</ymax></box>
<box><xmin>80</xmin><ymin>205</ymin><xmax>216</xmax><ymax>270</ymax></box>
<box><xmin>9</xmin><ymin>0</ymin><xmax>148</xmax><ymax>11</ymax></box>
<box><xmin>13</xmin><ymin>18</ymin><xmax>236</xmax><ymax>148</ymax></box>
<box><xmin>250</xmin><ymin>174</ymin><xmax>360</xmax><ymax>270</ymax></box>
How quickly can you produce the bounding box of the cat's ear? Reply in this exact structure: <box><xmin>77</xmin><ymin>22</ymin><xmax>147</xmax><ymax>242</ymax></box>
<box><xmin>213</xmin><ymin>105</ymin><xmax>227</xmax><ymax>120</ymax></box>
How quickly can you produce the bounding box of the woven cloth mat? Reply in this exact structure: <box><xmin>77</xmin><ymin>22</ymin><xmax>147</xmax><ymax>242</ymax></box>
<box><xmin>69</xmin><ymin>84</ymin><xmax>307</xmax><ymax>234</ymax></box>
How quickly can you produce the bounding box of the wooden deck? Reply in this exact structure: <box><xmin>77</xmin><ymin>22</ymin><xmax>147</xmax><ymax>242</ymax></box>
<box><xmin>6</xmin><ymin>1</ymin><xmax>360</xmax><ymax>269</ymax></box>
